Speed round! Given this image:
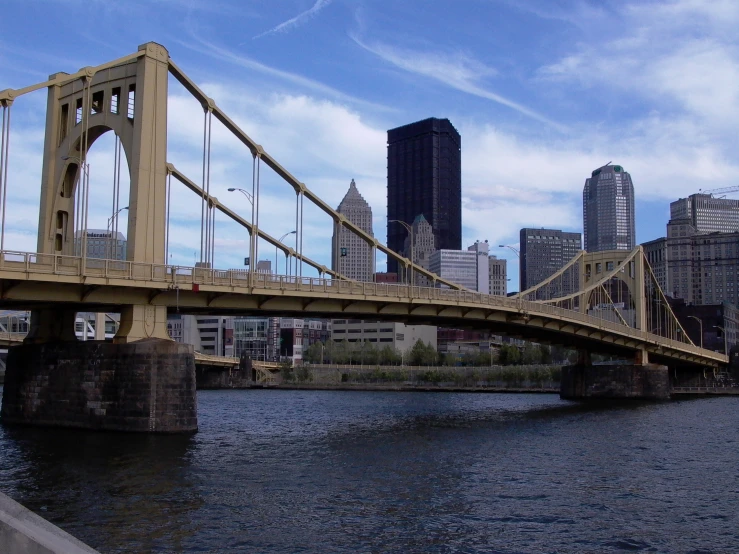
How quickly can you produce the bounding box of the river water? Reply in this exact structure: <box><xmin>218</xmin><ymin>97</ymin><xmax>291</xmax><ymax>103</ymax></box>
<box><xmin>1</xmin><ymin>388</ymin><xmax>738</xmax><ymax>553</ymax></box>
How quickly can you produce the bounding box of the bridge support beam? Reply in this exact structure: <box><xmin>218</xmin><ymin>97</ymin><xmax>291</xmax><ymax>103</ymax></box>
<box><xmin>1</xmin><ymin>338</ymin><xmax>197</xmax><ymax>432</ymax></box>
<box><xmin>561</xmin><ymin>361</ymin><xmax>670</xmax><ymax>401</ymax></box>
<box><xmin>24</xmin><ymin>309</ymin><xmax>77</xmax><ymax>343</ymax></box>
<box><xmin>114</xmin><ymin>304</ymin><xmax>170</xmax><ymax>343</ymax></box>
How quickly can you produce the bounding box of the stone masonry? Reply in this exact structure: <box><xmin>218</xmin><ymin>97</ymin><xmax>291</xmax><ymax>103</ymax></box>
<box><xmin>1</xmin><ymin>338</ymin><xmax>197</xmax><ymax>432</ymax></box>
<box><xmin>561</xmin><ymin>363</ymin><xmax>670</xmax><ymax>400</ymax></box>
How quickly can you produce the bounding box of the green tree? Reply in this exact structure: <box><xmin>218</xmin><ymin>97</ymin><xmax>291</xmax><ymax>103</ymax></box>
<box><xmin>550</xmin><ymin>345</ymin><xmax>565</xmax><ymax>363</ymax></box>
<box><xmin>280</xmin><ymin>360</ymin><xmax>294</xmax><ymax>381</ymax></box>
<box><xmin>334</xmin><ymin>339</ymin><xmax>352</xmax><ymax>364</ymax></box>
<box><xmin>379</xmin><ymin>345</ymin><xmax>400</xmax><ymax>365</ymax></box>
<box><xmin>408</xmin><ymin>340</ymin><xmax>439</xmax><ymax>366</ymax></box>
<box><xmin>441</xmin><ymin>352</ymin><xmax>458</xmax><ymax>366</ymax></box>
<box><xmin>538</xmin><ymin>344</ymin><xmax>552</xmax><ymax>365</ymax></box>
<box><xmin>303</xmin><ymin>341</ymin><xmax>324</xmax><ymax>364</ymax></box>
<box><xmin>408</xmin><ymin>339</ymin><xmax>426</xmax><ymax>366</ymax></box>
<box><xmin>498</xmin><ymin>344</ymin><xmax>521</xmax><ymax>365</ymax></box>
<box><xmin>522</xmin><ymin>342</ymin><xmax>540</xmax><ymax>364</ymax></box>
<box><xmin>359</xmin><ymin>340</ymin><xmax>378</xmax><ymax>365</ymax></box>
<box><xmin>421</xmin><ymin>342</ymin><xmax>439</xmax><ymax>366</ymax></box>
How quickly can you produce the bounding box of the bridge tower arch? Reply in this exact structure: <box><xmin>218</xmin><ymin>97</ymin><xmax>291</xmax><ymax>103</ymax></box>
<box><xmin>580</xmin><ymin>248</ymin><xmax>647</xmax><ymax>334</ymax></box>
<box><xmin>32</xmin><ymin>42</ymin><xmax>170</xmax><ymax>343</ymax></box>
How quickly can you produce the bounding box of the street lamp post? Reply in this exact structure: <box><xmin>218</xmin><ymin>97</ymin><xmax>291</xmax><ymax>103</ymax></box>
<box><xmin>714</xmin><ymin>325</ymin><xmax>728</xmax><ymax>354</ymax></box>
<box><xmin>106</xmin><ymin>206</ymin><xmax>128</xmax><ymax>260</ymax></box>
<box><xmin>228</xmin><ymin>187</ymin><xmax>254</xmax><ymax>276</ymax></box>
<box><xmin>499</xmin><ymin>244</ymin><xmax>520</xmax><ymax>293</ymax></box>
<box><xmin>277</xmin><ymin>230</ymin><xmax>296</xmax><ymax>276</ymax></box>
<box><xmin>390</xmin><ymin>220</ymin><xmax>414</xmax><ymax>286</ymax></box>
<box><xmin>498</xmin><ymin>244</ymin><xmax>520</xmax><ymax>258</ymax></box>
<box><xmin>687</xmin><ymin>315</ymin><xmax>703</xmax><ymax>348</ymax></box>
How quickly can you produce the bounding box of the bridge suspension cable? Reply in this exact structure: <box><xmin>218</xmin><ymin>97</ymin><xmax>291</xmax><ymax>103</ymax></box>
<box><xmin>0</xmin><ymin>100</ymin><xmax>10</xmax><ymax>252</ymax></box>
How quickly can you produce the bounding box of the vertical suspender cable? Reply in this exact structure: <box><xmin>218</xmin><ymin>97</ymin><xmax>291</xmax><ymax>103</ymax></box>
<box><xmin>0</xmin><ymin>103</ymin><xmax>8</xmax><ymax>254</ymax></box>
<box><xmin>115</xmin><ymin>137</ymin><xmax>122</xmax><ymax>259</ymax></box>
<box><xmin>110</xmin><ymin>135</ymin><xmax>118</xmax><ymax>259</ymax></box>
<box><xmin>299</xmin><ymin>192</ymin><xmax>304</xmax><ymax>278</ymax></box>
<box><xmin>204</xmin><ymin>112</ymin><xmax>211</xmax><ymax>265</ymax></box>
<box><xmin>165</xmin><ymin>171</ymin><xmax>171</xmax><ymax>263</ymax></box>
<box><xmin>254</xmin><ymin>154</ymin><xmax>261</xmax><ymax>273</ymax></box>
<box><xmin>81</xmin><ymin>79</ymin><xmax>92</xmax><ymax>267</ymax></box>
<box><xmin>294</xmin><ymin>193</ymin><xmax>299</xmax><ymax>279</ymax></box>
<box><xmin>206</xmin><ymin>111</ymin><xmax>214</xmax><ymax>268</ymax></box>
<box><xmin>199</xmin><ymin>109</ymin><xmax>207</xmax><ymax>264</ymax></box>
<box><xmin>74</xmin><ymin>162</ymin><xmax>81</xmax><ymax>255</ymax></box>
<box><xmin>249</xmin><ymin>155</ymin><xmax>256</xmax><ymax>284</ymax></box>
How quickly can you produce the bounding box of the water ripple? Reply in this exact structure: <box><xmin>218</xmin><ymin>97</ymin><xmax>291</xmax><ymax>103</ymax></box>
<box><xmin>1</xmin><ymin>388</ymin><xmax>738</xmax><ymax>553</ymax></box>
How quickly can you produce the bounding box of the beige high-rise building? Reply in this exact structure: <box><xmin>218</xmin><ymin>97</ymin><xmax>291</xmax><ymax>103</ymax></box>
<box><xmin>402</xmin><ymin>214</ymin><xmax>436</xmax><ymax>287</ymax></box>
<box><xmin>488</xmin><ymin>255</ymin><xmax>507</xmax><ymax>296</ymax></box>
<box><xmin>332</xmin><ymin>179</ymin><xmax>374</xmax><ymax>282</ymax></box>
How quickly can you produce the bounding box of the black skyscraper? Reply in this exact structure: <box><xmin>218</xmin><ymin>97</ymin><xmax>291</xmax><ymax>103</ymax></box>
<box><xmin>387</xmin><ymin>118</ymin><xmax>461</xmax><ymax>273</ymax></box>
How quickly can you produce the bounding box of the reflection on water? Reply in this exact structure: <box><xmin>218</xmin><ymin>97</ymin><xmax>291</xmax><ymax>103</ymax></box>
<box><xmin>1</xmin><ymin>387</ymin><xmax>738</xmax><ymax>553</ymax></box>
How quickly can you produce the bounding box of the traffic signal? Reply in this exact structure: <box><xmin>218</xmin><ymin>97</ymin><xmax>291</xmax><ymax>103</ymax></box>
<box><xmin>340</xmin><ymin>247</ymin><xmax>347</xmax><ymax>257</ymax></box>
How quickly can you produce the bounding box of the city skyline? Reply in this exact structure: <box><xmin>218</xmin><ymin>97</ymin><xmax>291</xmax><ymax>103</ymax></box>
<box><xmin>0</xmin><ymin>1</ymin><xmax>736</xmax><ymax>291</ymax></box>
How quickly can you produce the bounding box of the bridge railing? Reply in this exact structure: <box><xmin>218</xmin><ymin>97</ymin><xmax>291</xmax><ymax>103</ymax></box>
<box><xmin>0</xmin><ymin>251</ymin><xmax>725</xmax><ymax>362</ymax></box>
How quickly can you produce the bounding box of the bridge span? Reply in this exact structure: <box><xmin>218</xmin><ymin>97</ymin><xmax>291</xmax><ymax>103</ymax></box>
<box><xmin>0</xmin><ymin>250</ymin><xmax>725</xmax><ymax>368</ymax></box>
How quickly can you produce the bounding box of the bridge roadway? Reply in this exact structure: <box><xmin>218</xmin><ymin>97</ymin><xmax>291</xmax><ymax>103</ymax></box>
<box><xmin>0</xmin><ymin>251</ymin><xmax>727</xmax><ymax>368</ymax></box>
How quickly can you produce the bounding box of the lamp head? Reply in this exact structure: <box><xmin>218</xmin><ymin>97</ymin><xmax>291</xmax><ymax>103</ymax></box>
<box><xmin>227</xmin><ymin>188</ymin><xmax>236</xmax><ymax>192</ymax></box>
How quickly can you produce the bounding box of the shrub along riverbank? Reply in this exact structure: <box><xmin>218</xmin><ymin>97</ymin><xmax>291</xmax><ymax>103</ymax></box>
<box><xmin>276</xmin><ymin>364</ymin><xmax>562</xmax><ymax>392</ymax></box>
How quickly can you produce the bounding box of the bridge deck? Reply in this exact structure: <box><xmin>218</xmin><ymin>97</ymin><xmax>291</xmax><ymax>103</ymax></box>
<box><xmin>0</xmin><ymin>251</ymin><xmax>727</xmax><ymax>368</ymax></box>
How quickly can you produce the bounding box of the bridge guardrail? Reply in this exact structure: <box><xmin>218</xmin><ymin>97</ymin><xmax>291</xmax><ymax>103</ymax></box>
<box><xmin>0</xmin><ymin>250</ymin><xmax>726</xmax><ymax>364</ymax></box>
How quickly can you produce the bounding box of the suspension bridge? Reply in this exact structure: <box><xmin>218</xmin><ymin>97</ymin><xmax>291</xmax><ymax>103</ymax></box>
<box><xmin>0</xmin><ymin>42</ymin><xmax>728</xmax><ymax>433</ymax></box>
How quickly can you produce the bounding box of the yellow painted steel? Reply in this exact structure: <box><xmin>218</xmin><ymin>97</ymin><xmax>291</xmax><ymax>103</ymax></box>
<box><xmin>0</xmin><ymin>251</ymin><xmax>727</xmax><ymax>367</ymax></box>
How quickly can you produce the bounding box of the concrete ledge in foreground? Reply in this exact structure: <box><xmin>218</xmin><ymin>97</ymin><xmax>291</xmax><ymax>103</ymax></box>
<box><xmin>0</xmin><ymin>491</ymin><xmax>99</xmax><ymax>554</ymax></box>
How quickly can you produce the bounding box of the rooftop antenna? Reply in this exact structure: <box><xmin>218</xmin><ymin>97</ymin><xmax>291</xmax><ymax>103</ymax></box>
<box><xmin>604</xmin><ymin>161</ymin><xmax>612</xmax><ymax>167</ymax></box>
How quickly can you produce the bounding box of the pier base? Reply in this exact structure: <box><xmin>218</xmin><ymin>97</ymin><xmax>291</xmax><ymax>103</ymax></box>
<box><xmin>560</xmin><ymin>363</ymin><xmax>670</xmax><ymax>400</ymax></box>
<box><xmin>0</xmin><ymin>338</ymin><xmax>197</xmax><ymax>432</ymax></box>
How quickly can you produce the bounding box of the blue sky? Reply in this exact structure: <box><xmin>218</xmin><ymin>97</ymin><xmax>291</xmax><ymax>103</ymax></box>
<box><xmin>1</xmin><ymin>0</ymin><xmax>738</xmax><ymax>289</ymax></box>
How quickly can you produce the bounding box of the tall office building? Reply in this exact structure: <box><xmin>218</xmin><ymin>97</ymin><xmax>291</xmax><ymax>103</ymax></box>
<box><xmin>401</xmin><ymin>214</ymin><xmax>436</xmax><ymax>287</ymax></box>
<box><xmin>583</xmin><ymin>164</ymin><xmax>635</xmax><ymax>252</ymax></box>
<box><xmin>519</xmin><ymin>228</ymin><xmax>582</xmax><ymax>292</ymax></box>
<box><xmin>332</xmin><ymin>179</ymin><xmax>374</xmax><ymax>282</ymax></box>
<box><xmin>387</xmin><ymin>117</ymin><xmax>461</xmax><ymax>273</ymax></box>
<box><xmin>468</xmin><ymin>241</ymin><xmax>490</xmax><ymax>294</ymax></box>
<box><xmin>670</xmin><ymin>193</ymin><xmax>739</xmax><ymax>233</ymax></box>
<box><xmin>488</xmin><ymin>255</ymin><xmax>507</xmax><ymax>296</ymax></box>
<box><xmin>643</xmin><ymin>217</ymin><xmax>739</xmax><ymax>306</ymax></box>
<box><xmin>429</xmin><ymin>250</ymin><xmax>477</xmax><ymax>291</ymax></box>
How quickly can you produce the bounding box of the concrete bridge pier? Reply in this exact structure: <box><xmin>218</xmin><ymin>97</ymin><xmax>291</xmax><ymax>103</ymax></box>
<box><xmin>0</xmin><ymin>306</ymin><xmax>198</xmax><ymax>433</ymax></box>
<box><xmin>560</xmin><ymin>349</ymin><xmax>670</xmax><ymax>401</ymax></box>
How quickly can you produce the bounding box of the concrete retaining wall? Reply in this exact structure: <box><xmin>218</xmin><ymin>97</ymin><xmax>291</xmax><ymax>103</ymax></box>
<box><xmin>0</xmin><ymin>491</ymin><xmax>99</xmax><ymax>553</ymax></box>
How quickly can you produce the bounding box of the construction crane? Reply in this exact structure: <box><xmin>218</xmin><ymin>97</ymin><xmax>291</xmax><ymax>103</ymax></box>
<box><xmin>698</xmin><ymin>185</ymin><xmax>739</xmax><ymax>196</ymax></box>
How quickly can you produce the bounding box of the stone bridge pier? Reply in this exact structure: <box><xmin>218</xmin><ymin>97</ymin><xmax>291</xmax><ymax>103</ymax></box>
<box><xmin>560</xmin><ymin>350</ymin><xmax>670</xmax><ymax>401</ymax></box>
<box><xmin>0</xmin><ymin>306</ymin><xmax>198</xmax><ymax>432</ymax></box>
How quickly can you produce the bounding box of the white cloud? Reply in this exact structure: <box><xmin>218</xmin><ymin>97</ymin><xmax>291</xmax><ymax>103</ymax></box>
<box><xmin>351</xmin><ymin>34</ymin><xmax>568</xmax><ymax>132</ymax></box>
<box><xmin>254</xmin><ymin>0</ymin><xmax>334</xmax><ymax>39</ymax></box>
<box><xmin>174</xmin><ymin>36</ymin><xmax>390</xmax><ymax>112</ymax></box>
<box><xmin>537</xmin><ymin>0</ymin><xmax>739</xmax><ymax>130</ymax></box>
